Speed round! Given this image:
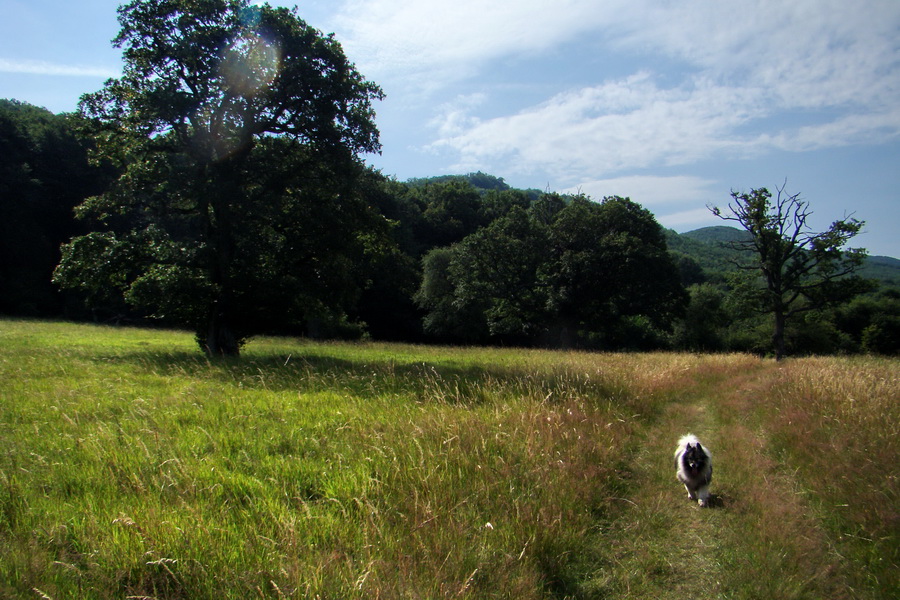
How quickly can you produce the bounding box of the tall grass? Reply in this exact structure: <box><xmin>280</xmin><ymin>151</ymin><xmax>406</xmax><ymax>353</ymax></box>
<box><xmin>0</xmin><ymin>319</ymin><xmax>896</xmax><ymax>598</ymax></box>
<box><xmin>758</xmin><ymin>357</ymin><xmax>899</xmax><ymax>596</ymax></box>
<box><xmin>0</xmin><ymin>320</ymin><xmax>725</xmax><ymax>598</ymax></box>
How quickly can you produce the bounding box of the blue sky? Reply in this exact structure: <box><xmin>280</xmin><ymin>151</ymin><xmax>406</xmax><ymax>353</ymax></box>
<box><xmin>2</xmin><ymin>0</ymin><xmax>899</xmax><ymax>257</ymax></box>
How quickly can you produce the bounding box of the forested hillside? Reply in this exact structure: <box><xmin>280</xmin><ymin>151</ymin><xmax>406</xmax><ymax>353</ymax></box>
<box><xmin>0</xmin><ymin>100</ymin><xmax>112</xmax><ymax>315</ymax></box>
<box><xmin>2</xmin><ymin>97</ymin><xmax>897</xmax><ymax>356</ymax></box>
<box><xmin>668</xmin><ymin>225</ymin><xmax>900</xmax><ymax>289</ymax></box>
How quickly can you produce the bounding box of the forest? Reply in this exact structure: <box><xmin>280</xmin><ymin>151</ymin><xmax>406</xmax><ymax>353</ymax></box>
<box><xmin>0</xmin><ymin>1</ymin><xmax>897</xmax><ymax>359</ymax></box>
<box><xmin>2</xmin><ymin>96</ymin><xmax>899</xmax><ymax>358</ymax></box>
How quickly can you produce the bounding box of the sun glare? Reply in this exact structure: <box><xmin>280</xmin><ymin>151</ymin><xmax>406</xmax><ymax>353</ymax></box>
<box><xmin>219</xmin><ymin>31</ymin><xmax>281</xmax><ymax>99</ymax></box>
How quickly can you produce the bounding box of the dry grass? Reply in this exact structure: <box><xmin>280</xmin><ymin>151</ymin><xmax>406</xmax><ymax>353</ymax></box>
<box><xmin>758</xmin><ymin>357</ymin><xmax>899</xmax><ymax>596</ymax></box>
<box><xmin>0</xmin><ymin>319</ymin><xmax>896</xmax><ymax>599</ymax></box>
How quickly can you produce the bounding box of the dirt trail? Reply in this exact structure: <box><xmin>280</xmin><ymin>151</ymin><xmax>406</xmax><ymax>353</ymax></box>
<box><xmin>588</xmin><ymin>362</ymin><xmax>856</xmax><ymax>599</ymax></box>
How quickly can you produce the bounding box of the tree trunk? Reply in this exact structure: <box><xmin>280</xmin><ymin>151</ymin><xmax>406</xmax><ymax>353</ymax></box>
<box><xmin>773</xmin><ymin>309</ymin><xmax>786</xmax><ymax>361</ymax></box>
<box><xmin>201</xmin><ymin>160</ymin><xmax>243</xmax><ymax>357</ymax></box>
<box><xmin>205</xmin><ymin>296</ymin><xmax>240</xmax><ymax>357</ymax></box>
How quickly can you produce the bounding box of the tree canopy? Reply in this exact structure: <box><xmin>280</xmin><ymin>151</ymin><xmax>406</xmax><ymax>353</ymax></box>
<box><xmin>4</xmin><ymin>81</ymin><xmax>895</xmax><ymax>356</ymax></box>
<box><xmin>0</xmin><ymin>100</ymin><xmax>109</xmax><ymax>315</ymax></box>
<box><xmin>1</xmin><ymin>0</ymin><xmax>894</xmax><ymax>357</ymax></box>
<box><xmin>416</xmin><ymin>195</ymin><xmax>687</xmax><ymax>348</ymax></box>
<box><xmin>54</xmin><ymin>0</ymin><xmax>385</xmax><ymax>356</ymax></box>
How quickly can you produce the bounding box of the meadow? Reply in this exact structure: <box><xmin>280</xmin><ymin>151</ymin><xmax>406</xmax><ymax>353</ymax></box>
<box><xmin>0</xmin><ymin>319</ymin><xmax>896</xmax><ymax>599</ymax></box>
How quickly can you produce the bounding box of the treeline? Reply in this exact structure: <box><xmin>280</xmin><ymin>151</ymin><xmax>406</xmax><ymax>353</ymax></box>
<box><xmin>2</xmin><ymin>99</ymin><xmax>897</xmax><ymax>355</ymax></box>
<box><xmin>0</xmin><ymin>100</ymin><xmax>113</xmax><ymax>315</ymax></box>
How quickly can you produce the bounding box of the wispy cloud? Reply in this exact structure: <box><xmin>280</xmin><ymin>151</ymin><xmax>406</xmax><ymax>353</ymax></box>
<box><xmin>0</xmin><ymin>58</ymin><xmax>118</xmax><ymax>78</ymax></box>
<box><xmin>561</xmin><ymin>176</ymin><xmax>722</xmax><ymax>231</ymax></box>
<box><xmin>563</xmin><ymin>176</ymin><xmax>719</xmax><ymax>206</ymax></box>
<box><xmin>333</xmin><ymin>0</ymin><xmax>633</xmax><ymax>88</ymax></box>
<box><xmin>335</xmin><ymin>0</ymin><xmax>900</xmax><ymax>182</ymax></box>
<box><xmin>428</xmin><ymin>74</ymin><xmax>767</xmax><ymax>181</ymax></box>
<box><xmin>656</xmin><ymin>207</ymin><xmax>720</xmax><ymax>230</ymax></box>
<box><xmin>614</xmin><ymin>0</ymin><xmax>900</xmax><ymax>111</ymax></box>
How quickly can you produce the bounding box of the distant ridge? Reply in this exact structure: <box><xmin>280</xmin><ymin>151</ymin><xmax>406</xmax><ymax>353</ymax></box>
<box><xmin>399</xmin><ymin>175</ymin><xmax>900</xmax><ymax>285</ymax></box>
<box><xmin>860</xmin><ymin>255</ymin><xmax>900</xmax><ymax>288</ymax></box>
<box><xmin>681</xmin><ymin>226</ymin><xmax>753</xmax><ymax>244</ymax></box>
<box><xmin>666</xmin><ymin>226</ymin><xmax>900</xmax><ymax>290</ymax></box>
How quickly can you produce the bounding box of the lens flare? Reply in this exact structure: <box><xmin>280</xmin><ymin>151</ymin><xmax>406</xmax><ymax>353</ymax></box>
<box><xmin>191</xmin><ymin>30</ymin><xmax>282</xmax><ymax>162</ymax></box>
<box><xmin>219</xmin><ymin>32</ymin><xmax>281</xmax><ymax>98</ymax></box>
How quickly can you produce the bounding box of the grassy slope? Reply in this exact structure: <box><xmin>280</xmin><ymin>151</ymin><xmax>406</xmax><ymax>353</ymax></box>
<box><xmin>0</xmin><ymin>319</ymin><xmax>896</xmax><ymax>599</ymax></box>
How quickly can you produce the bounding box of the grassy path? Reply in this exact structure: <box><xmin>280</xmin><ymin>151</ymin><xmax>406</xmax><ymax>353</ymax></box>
<box><xmin>585</xmin><ymin>361</ymin><xmax>859</xmax><ymax>599</ymax></box>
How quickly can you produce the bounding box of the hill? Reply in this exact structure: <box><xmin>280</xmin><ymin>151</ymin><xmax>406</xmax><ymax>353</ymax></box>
<box><xmin>405</xmin><ymin>171</ymin><xmax>545</xmax><ymax>200</ymax></box>
<box><xmin>668</xmin><ymin>226</ymin><xmax>900</xmax><ymax>290</ymax></box>
<box><xmin>681</xmin><ymin>225</ymin><xmax>753</xmax><ymax>244</ymax></box>
<box><xmin>664</xmin><ymin>227</ymin><xmax>746</xmax><ymax>278</ymax></box>
<box><xmin>859</xmin><ymin>255</ymin><xmax>900</xmax><ymax>288</ymax></box>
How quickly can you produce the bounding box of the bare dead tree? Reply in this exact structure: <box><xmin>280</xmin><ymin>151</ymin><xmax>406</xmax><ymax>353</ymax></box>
<box><xmin>709</xmin><ymin>182</ymin><xmax>871</xmax><ymax>360</ymax></box>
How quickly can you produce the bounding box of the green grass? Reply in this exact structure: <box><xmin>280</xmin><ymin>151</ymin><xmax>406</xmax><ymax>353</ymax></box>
<box><xmin>0</xmin><ymin>319</ymin><xmax>896</xmax><ymax>599</ymax></box>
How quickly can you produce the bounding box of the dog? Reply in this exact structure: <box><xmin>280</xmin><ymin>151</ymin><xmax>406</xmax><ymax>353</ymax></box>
<box><xmin>675</xmin><ymin>434</ymin><xmax>713</xmax><ymax>507</ymax></box>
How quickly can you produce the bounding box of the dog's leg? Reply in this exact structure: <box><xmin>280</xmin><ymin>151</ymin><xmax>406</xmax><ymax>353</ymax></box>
<box><xmin>684</xmin><ymin>483</ymin><xmax>696</xmax><ymax>501</ymax></box>
<box><xmin>696</xmin><ymin>485</ymin><xmax>710</xmax><ymax>507</ymax></box>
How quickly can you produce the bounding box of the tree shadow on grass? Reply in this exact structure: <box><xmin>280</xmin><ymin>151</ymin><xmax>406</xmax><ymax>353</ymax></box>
<box><xmin>98</xmin><ymin>346</ymin><xmax>625</xmax><ymax>407</ymax></box>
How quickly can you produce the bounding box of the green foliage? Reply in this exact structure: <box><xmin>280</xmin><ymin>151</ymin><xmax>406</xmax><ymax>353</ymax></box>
<box><xmin>6</xmin><ymin>73</ymin><xmax>896</xmax><ymax>359</ymax></box>
<box><xmin>858</xmin><ymin>255</ymin><xmax>900</xmax><ymax>288</ymax></box>
<box><xmin>671</xmin><ymin>283</ymin><xmax>729</xmax><ymax>351</ymax></box>
<box><xmin>414</xmin><ymin>179</ymin><xmax>486</xmax><ymax>248</ymax></box>
<box><xmin>417</xmin><ymin>195</ymin><xmax>686</xmax><ymax>348</ymax></box>
<box><xmin>666</xmin><ymin>229</ymin><xmax>898</xmax><ymax>356</ymax></box>
<box><xmin>711</xmin><ymin>185</ymin><xmax>871</xmax><ymax>359</ymax></box>
<box><xmin>54</xmin><ymin>0</ymin><xmax>385</xmax><ymax>356</ymax></box>
<box><xmin>406</xmin><ymin>171</ymin><xmax>511</xmax><ymax>193</ymax></box>
<box><xmin>665</xmin><ymin>228</ymin><xmax>746</xmax><ymax>280</ymax></box>
<box><xmin>861</xmin><ymin>313</ymin><xmax>900</xmax><ymax>354</ymax></box>
<box><xmin>547</xmin><ymin>196</ymin><xmax>686</xmax><ymax>344</ymax></box>
<box><xmin>448</xmin><ymin>206</ymin><xmax>551</xmax><ymax>341</ymax></box>
<box><xmin>0</xmin><ymin>100</ymin><xmax>110</xmax><ymax>316</ymax></box>
<box><xmin>415</xmin><ymin>247</ymin><xmax>488</xmax><ymax>341</ymax></box>
<box><xmin>680</xmin><ymin>225</ymin><xmax>753</xmax><ymax>244</ymax></box>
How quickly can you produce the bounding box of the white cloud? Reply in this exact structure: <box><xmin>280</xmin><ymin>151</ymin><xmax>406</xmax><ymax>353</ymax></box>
<box><xmin>0</xmin><ymin>58</ymin><xmax>118</xmax><ymax>78</ymax></box>
<box><xmin>428</xmin><ymin>74</ymin><xmax>770</xmax><ymax>181</ymax></box>
<box><xmin>657</xmin><ymin>207</ymin><xmax>721</xmax><ymax>231</ymax></box>
<box><xmin>428</xmin><ymin>93</ymin><xmax>488</xmax><ymax>137</ymax></box>
<box><xmin>333</xmin><ymin>0</ymin><xmax>633</xmax><ymax>88</ymax></box>
<box><xmin>335</xmin><ymin>0</ymin><xmax>900</xmax><ymax>194</ymax></box>
<box><xmin>617</xmin><ymin>0</ymin><xmax>900</xmax><ymax>111</ymax></box>
<box><xmin>760</xmin><ymin>108</ymin><xmax>900</xmax><ymax>152</ymax></box>
<box><xmin>335</xmin><ymin>0</ymin><xmax>900</xmax><ymax>108</ymax></box>
<box><xmin>417</xmin><ymin>0</ymin><xmax>900</xmax><ymax>180</ymax></box>
<box><xmin>563</xmin><ymin>175</ymin><xmax>719</xmax><ymax>206</ymax></box>
<box><xmin>560</xmin><ymin>176</ymin><xmax>722</xmax><ymax>231</ymax></box>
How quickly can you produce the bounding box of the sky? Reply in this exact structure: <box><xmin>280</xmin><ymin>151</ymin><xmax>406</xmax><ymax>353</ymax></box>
<box><xmin>2</xmin><ymin>0</ymin><xmax>899</xmax><ymax>257</ymax></box>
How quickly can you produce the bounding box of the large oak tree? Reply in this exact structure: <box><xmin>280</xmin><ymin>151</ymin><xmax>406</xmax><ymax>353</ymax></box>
<box><xmin>54</xmin><ymin>0</ymin><xmax>384</xmax><ymax>355</ymax></box>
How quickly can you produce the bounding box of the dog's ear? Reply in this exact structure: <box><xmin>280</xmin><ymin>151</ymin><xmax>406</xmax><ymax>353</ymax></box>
<box><xmin>696</xmin><ymin>443</ymin><xmax>703</xmax><ymax>452</ymax></box>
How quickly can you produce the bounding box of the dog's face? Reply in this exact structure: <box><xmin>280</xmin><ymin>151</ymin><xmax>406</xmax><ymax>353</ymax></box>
<box><xmin>681</xmin><ymin>443</ymin><xmax>707</xmax><ymax>476</ymax></box>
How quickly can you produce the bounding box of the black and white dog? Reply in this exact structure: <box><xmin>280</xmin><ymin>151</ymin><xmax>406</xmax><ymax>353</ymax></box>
<box><xmin>675</xmin><ymin>434</ymin><xmax>713</xmax><ymax>507</ymax></box>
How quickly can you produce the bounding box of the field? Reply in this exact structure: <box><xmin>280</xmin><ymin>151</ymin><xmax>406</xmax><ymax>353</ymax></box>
<box><xmin>0</xmin><ymin>319</ymin><xmax>897</xmax><ymax>599</ymax></box>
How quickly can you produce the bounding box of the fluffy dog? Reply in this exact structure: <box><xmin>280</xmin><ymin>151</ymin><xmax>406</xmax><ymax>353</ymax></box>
<box><xmin>674</xmin><ymin>434</ymin><xmax>713</xmax><ymax>507</ymax></box>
